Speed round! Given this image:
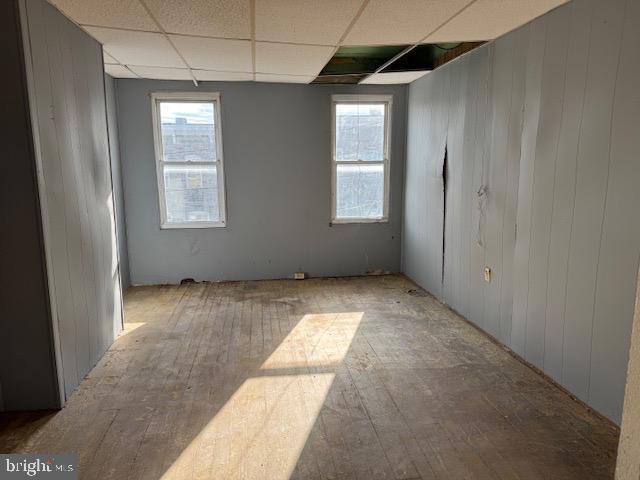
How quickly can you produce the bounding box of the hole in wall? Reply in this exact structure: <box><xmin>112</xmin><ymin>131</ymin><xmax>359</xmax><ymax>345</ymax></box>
<box><xmin>442</xmin><ymin>145</ymin><xmax>448</xmax><ymax>290</ymax></box>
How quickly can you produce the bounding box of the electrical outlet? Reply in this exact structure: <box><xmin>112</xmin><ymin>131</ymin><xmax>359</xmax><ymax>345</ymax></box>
<box><xmin>294</xmin><ymin>272</ymin><xmax>306</xmax><ymax>280</ymax></box>
<box><xmin>484</xmin><ymin>267</ymin><xmax>492</xmax><ymax>283</ymax></box>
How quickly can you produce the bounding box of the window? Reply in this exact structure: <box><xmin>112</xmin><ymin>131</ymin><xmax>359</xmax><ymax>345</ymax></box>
<box><xmin>151</xmin><ymin>92</ymin><xmax>226</xmax><ymax>228</ymax></box>
<box><xmin>331</xmin><ymin>94</ymin><xmax>392</xmax><ymax>223</ymax></box>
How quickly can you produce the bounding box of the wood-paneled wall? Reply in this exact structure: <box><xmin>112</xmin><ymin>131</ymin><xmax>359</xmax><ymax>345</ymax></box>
<box><xmin>403</xmin><ymin>0</ymin><xmax>640</xmax><ymax>423</ymax></box>
<box><xmin>20</xmin><ymin>0</ymin><xmax>123</xmax><ymax>400</ymax></box>
<box><xmin>105</xmin><ymin>74</ymin><xmax>130</xmax><ymax>292</ymax></box>
<box><xmin>0</xmin><ymin>0</ymin><xmax>60</xmax><ymax>411</ymax></box>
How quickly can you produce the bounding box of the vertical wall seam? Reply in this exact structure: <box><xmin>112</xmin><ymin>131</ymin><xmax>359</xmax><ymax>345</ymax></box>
<box><xmin>560</xmin><ymin>0</ymin><xmax>595</xmax><ymax>386</ymax></box>
<box><xmin>540</xmin><ymin>13</ymin><xmax>571</xmax><ymax>372</ymax></box>
<box><xmin>522</xmin><ymin>18</ymin><xmax>548</xmax><ymax>361</ymax></box>
<box><xmin>509</xmin><ymin>26</ymin><xmax>530</xmax><ymax>348</ymax></box>
<box><xmin>17</xmin><ymin>0</ymin><xmax>65</xmax><ymax>406</ymax></box>
<box><xmin>400</xmin><ymin>86</ymin><xmax>409</xmax><ymax>274</ymax></box>
<box><xmin>68</xmin><ymin>38</ymin><xmax>96</xmax><ymax>366</ymax></box>
<box><xmin>479</xmin><ymin>45</ymin><xmax>494</xmax><ymax>330</ymax></box>
<box><xmin>102</xmin><ymin>71</ymin><xmax>125</xmax><ymax>332</ymax></box>
<box><xmin>57</xmin><ymin>26</ymin><xmax>84</xmax><ymax>386</ymax></box>
<box><xmin>586</xmin><ymin>0</ymin><xmax>627</xmax><ymax>402</ymax></box>
<box><xmin>44</xmin><ymin>16</ymin><xmax>80</xmax><ymax>393</ymax></box>
<box><xmin>468</xmin><ymin>62</ymin><xmax>480</xmax><ymax>324</ymax></box>
<box><xmin>542</xmin><ymin>11</ymin><xmax>575</xmax><ymax>371</ymax></box>
<box><xmin>497</xmin><ymin>39</ymin><xmax>517</xmax><ymax>342</ymax></box>
<box><xmin>112</xmin><ymin>78</ymin><xmax>131</xmax><ymax>290</ymax></box>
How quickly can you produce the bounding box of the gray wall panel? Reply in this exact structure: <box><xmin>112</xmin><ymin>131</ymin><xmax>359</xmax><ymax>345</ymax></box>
<box><xmin>588</xmin><ymin>0</ymin><xmax>640</xmax><ymax>419</ymax></box>
<box><xmin>562</xmin><ymin>0</ymin><xmax>625</xmax><ymax>402</ymax></box>
<box><xmin>21</xmin><ymin>0</ymin><xmax>123</xmax><ymax>399</ymax></box>
<box><xmin>465</xmin><ymin>52</ymin><xmax>486</xmax><ymax>332</ymax></box>
<box><xmin>524</xmin><ymin>8</ymin><xmax>569</xmax><ymax>369</ymax></box>
<box><xmin>403</xmin><ymin>77</ymin><xmax>431</xmax><ymax>290</ymax></box>
<box><xmin>458</xmin><ymin>51</ymin><xmax>487</xmax><ymax>323</ymax></box>
<box><xmin>403</xmin><ymin>0</ymin><xmax>640</xmax><ymax>423</ymax></box>
<box><xmin>105</xmin><ymin>74</ymin><xmax>130</xmax><ymax>291</ymax></box>
<box><xmin>511</xmin><ymin>17</ymin><xmax>545</xmax><ymax>358</ymax></box>
<box><xmin>0</xmin><ymin>0</ymin><xmax>60</xmax><ymax>411</ymax></box>
<box><xmin>116</xmin><ymin>81</ymin><xmax>406</xmax><ymax>285</ymax></box>
<box><xmin>498</xmin><ymin>27</ymin><xmax>527</xmax><ymax>346</ymax></box>
<box><xmin>442</xmin><ymin>58</ymin><xmax>468</xmax><ymax>311</ymax></box>
<box><xmin>543</xmin><ymin>0</ymin><xmax>592</xmax><ymax>384</ymax></box>
<box><xmin>422</xmin><ymin>70</ymin><xmax>449</xmax><ymax>300</ymax></box>
<box><xmin>406</xmin><ymin>68</ymin><xmax>452</xmax><ymax>298</ymax></box>
<box><xmin>483</xmin><ymin>38</ymin><xmax>512</xmax><ymax>340</ymax></box>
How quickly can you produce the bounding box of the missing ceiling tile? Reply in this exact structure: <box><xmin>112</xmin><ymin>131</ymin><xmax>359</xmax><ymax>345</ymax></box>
<box><xmin>314</xmin><ymin>43</ymin><xmax>484</xmax><ymax>84</ymax></box>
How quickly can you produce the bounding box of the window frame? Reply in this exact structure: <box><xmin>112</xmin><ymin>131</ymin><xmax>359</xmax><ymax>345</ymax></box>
<box><xmin>331</xmin><ymin>94</ymin><xmax>393</xmax><ymax>224</ymax></box>
<box><xmin>151</xmin><ymin>91</ymin><xmax>227</xmax><ymax>229</ymax></box>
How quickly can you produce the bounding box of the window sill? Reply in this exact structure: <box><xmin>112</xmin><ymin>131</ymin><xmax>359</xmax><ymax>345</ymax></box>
<box><xmin>160</xmin><ymin>222</ymin><xmax>226</xmax><ymax>229</ymax></box>
<box><xmin>331</xmin><ymin>218</ymin><xmax>389</xmax><ymax>225</ymax></box>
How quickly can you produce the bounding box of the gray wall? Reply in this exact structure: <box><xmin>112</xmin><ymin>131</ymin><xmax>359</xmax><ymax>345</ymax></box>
<box><xmin>105</xmin><ymin>74</ymin><xmax>130</xmax><ymax>291</ymax></box>
<box><xmin>21</xmin><ymin>0</ymin><xmax>123</xmax><ymax>400</ymax></box>
<box><xmin>403</xmin><ymin>0</ymin><xmax>640</xmax><ymax>424</ymax></box>
<box><xmin>116</xmin><ymin>80</ymin><xmax>407</xmax><ymax>285</ymax></box>
<box><xmin>0</xmin><ymin>0</ymin><xmax>60</xmax><ymax>411</ymax></box>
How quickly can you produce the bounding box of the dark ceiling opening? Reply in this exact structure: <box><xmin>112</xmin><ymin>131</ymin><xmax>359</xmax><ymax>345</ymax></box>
<box><xmin>314</xmin><ymin>42</ymin><xmax>484</xmax><ymax>84</ymax></box>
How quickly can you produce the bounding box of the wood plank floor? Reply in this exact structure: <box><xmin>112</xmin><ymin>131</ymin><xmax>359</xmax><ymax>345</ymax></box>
<box><xmin>0</xmin><ymin>275</ymin><xmax>619</xmax><ymax>479</ymax></box>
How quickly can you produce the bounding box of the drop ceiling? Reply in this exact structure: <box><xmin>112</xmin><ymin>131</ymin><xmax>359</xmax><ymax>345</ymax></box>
<box><xmin>48</xmin><ymin>0</ymin><xmax>570</xmax><ymax>85</ymax></box>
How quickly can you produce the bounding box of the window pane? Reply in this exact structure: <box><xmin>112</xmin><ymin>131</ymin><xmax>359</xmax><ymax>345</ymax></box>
<box><xmin>163</xmin><ymin>164</ymin><xmax>220</xmax><ymax>223</ymax></box>
<box><xmin>336</xmin><ymin>164</ymin><xmax>384</xmax><ymax>219</ymax></box>
<box><xmin>335</xmin><ymin>103</ymin><xmax>385</xmax><ymax>161</ymax></box>
<box><xmin>160</xmin><ymin>102</ymin><xmax>216</xmax><ymax>162</ymax></box>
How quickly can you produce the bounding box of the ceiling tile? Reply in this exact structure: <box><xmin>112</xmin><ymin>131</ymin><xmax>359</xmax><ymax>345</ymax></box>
<box><xmin>170</xmin><ymin>35</ymin><xmax>252</xmax><ymax>72</ymax></box>
<box><xmin>103</xmin><ymin>51</ymin><xmax>119</xmax><ymax>64</ymax></box>
<box><xmin>143</xmin><ymin>0</ymin><xmax>250</xmax><ymax>38</ymax></box>
<box><xmin>104</xmin><ymin>64</ymin><xmax>138</xmax><ymax>78</ymax></box>
<box><xmin>49</xmin><ymin>0</ymin><xmax>158</xmax><ymax>31</ymax></box>
<box><xmin>361</xmin><ymin>70</ymin><xmax>430</xmax><ymax>84</ymax></box>
<box><xmin>344</xmin><ymin>0</ymin><xmax>472</xmax><ymax>45</ymax></box>
<box><xmin>255</xmin><ymin>43</ymin><xmax>334</xmax><ymax>76</ymax></box>
<box><xmin>426</xmin><ymin>0</ymin><xmax>570</xmax><ymax>42</ymax></box>
<box><xmin>255</xmin><ymin>0</ymin><xmax>362</xmax><ymax>45</ymax></box>
<box><xmin>255</xmin><ymin>73</ymin><xmax>315</xmax><ymax>84</ymax></box>
<box><xmin>128</xmin><ymin>66</ymin><xmax>193</xmax><ymax>80</ymax></box>
<box><xmin>193</xmin><ymin>70</ymin><xmax>253</xmax><ymax>82</ymax></box>
<box><xmin>85</xmin><ymin>27</ymin><xmax>184</xmax><ymax>67</ymax></box>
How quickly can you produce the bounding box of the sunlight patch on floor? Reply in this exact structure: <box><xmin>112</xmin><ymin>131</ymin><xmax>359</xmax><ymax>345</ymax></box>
<box><xmin>116</xmin><ymin>321</ymin><xmax>146</xmax><ymax>337</ymax></box>
<box><xmin>160</xmin><ymin>312</ymin><xmax>363</xmax><ymax>480</ymax></box>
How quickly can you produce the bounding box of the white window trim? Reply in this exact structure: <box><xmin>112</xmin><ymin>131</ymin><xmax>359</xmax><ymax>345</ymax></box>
<box><xmin>331</xmin><ymin>94</ymin><xmax>392</xmax><ymax>224</ymax></box>
<box><xmin>151</xmin><ymin>91</ymin><xmax>227</xmax><ymax>229</ymax></box>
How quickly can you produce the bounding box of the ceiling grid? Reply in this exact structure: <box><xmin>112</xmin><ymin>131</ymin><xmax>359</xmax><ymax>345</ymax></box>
<box><xmin>137</xmin><ymin>0</ymin><xmax>199</xmax><ymax>86</ymax></box>
<box><xmin>322</xmin><ymin>0</ymin><xmax>374</xmax><ymax>79</ymax></box>
<box><xmin>48</xmin><ymin>0</ymin><xmax>571</xmax><ymax>84</ymax></box>
<box><xmin>364</xmin><ymin>0</ymin><xmax>480</xmax><ymax>82</ymax></box>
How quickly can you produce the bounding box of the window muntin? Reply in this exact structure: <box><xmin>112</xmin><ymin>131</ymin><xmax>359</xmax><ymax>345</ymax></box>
<box><xmin>151</xmin><ymin>93</ymin><xmax>226</xmax><ymax>228</ymax></box>
<box><xmin>331</xmin><ymin>95</ymin><xmax>392</xmax><ymax>223</ymax></box>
